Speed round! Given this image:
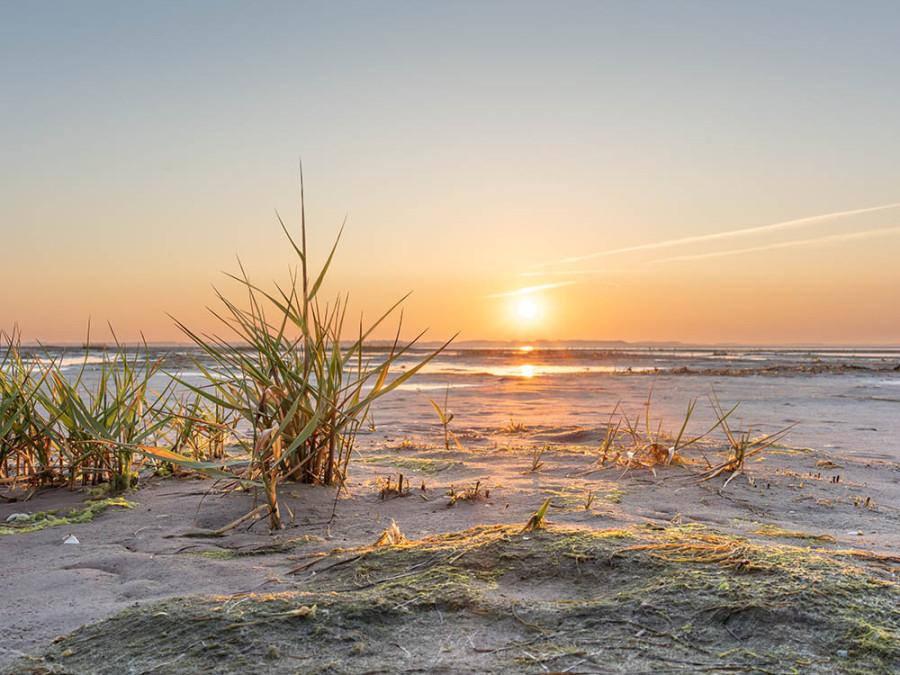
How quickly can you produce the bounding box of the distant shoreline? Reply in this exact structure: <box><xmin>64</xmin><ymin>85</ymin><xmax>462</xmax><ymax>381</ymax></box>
<box><xmin>18</xmin><ymin>341</ymin><xmax>900</xmax><ymax>350</ymax></box>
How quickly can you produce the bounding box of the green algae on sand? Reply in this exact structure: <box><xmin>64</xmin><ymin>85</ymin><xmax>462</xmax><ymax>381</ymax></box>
<box><xmin>7</xmin><ymin>523</ymin><xmax>898</xmax><ymax>674</ymax></box>
<box><xmin>0</xmin><ymin>498</ymin><xmax>136</xmax><ymax>535</ymax></box>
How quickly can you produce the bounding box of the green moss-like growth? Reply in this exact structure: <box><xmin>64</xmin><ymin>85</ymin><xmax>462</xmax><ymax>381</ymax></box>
<box><xmin>187</xmin><ymin>538</ymin><xmax>322</xmax><ymax>560</ymax></box>
<box><xmin>541</xmin><ymin>485</ymin><xmax>626</xmax><ymax>511</ymax></box>
<box><xmin>8</xmin><ymin>523</ymin><xmax>899</xmax><ymax>673</ymax></box>
<box><xmin>355</xmin><ymin>454</ymin><xmax>463</xmax><ymax>475</ymax></box>
<box><xmin>750</xmin><ymin>522</ymin><xmax>837</xmax><ymax>542</ymax></box>
<box><xmin>0</xmin><ymin>497</ymin><xmax>136</xmax><ymax>535</ymax></box>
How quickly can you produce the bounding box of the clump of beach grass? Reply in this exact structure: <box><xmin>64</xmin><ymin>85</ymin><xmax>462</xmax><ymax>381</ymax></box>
<box><xmin>0</xmin><ymin>327</ymin><xmax>55</xmax><ymax>487</ymax></box>
<box><xmin>40</xmin><ymin>331</ymin><xmax>174</xmax><ymax>491</ymax></box>
<box><xmin>372</xmin><ymin>520</ymin><xmax>407</xmax><ymax>546</ymax></box>
<box><xmin>589</xmin><ymin>389</ymin><xmax>790</xmax><ymax>484</ymax></box>
<box><xmin>0</xmin><ymin>181</ymin><xmax>450</xmax><ymax>509</ymax></box>
<box><xmin>593</xmin><ymin>395</ymin><xmax>726</xmax><ymax>473</ymax></box>
<box><xmin>0</xmin><ymin>326</ymin><xmax>177</xmax><ymax>491</ymax></box>
<box><xmin>169</xmin><ymin>177</ymin><xmax>451</xmax><ymax>528</ymax></box>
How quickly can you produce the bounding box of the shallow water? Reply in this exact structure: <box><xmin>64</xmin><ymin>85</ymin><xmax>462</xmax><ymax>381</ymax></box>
<box><xmin>371</xmin><ymin>346</ymin><xmax>900</xmax><ymax>462</ymax></box>
<box><xmin>18</xmin><ymin>344</ymin><xmax>900</xmax><ymax>462</ymax></box>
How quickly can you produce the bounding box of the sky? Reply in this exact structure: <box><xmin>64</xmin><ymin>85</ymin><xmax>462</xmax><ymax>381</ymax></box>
<box><xmin>1</xmin><ymin>1</ymin><xmax>898</xmax><ymax>345</ymax></box>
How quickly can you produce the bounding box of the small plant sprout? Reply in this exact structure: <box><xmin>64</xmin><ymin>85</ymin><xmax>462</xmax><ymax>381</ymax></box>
<box><xmin>528</xmin><ymin>444</ymin><xmax>548</xmax><ymax>473</ymax></box>
<box><xmin>522</xmin><ymin>497</ymin><xmax>552</xmax><ymax>532</ymax></box>
<box><xmin>644</xmin><ymin>379</ymin><xmax>656</xmax><ymax>435</ymax></box>
<box><xmin>428</xmin><ymin>385</ymin><xmax>464</xmax><ymax>452</ymax></box>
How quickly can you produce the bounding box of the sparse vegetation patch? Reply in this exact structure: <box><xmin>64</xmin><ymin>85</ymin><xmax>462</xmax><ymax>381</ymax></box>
<box><xmin>10</xmin><ymin>523</ymin><xmax>898</xmax><ymax>674</ymax></box>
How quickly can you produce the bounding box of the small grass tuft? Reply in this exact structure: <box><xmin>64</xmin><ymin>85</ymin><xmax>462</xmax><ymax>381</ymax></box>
<box><xmin>583</xmin><ymin>489</ymin><xmax>595</xmax><ymax>510</ymax></box>
<box><xmin>372</xmin><ymin>520</ymin><xmax>407</xmax><ymax>547</ymax></box>
<box><xmin>522</xmin><ymin>497</ymin><xmax>552</xmax><ymax>532</ymax></box>
<box><xmin>527</xmin><ymin>444</ymin><xmax>548</xmax><ymax>473</ymax></box>
<box><xmin>377</xmin><ymin>473</ymin><xmax>410</xmax><ymax>500</ymax></box>
<box><xmin>502</xmin><ymin>418</ymin><xmax>528</xmax><ymax>434</ymax></box>
<box><xmin>428</xmin><ymin>385</ymin><xmax>465</xmax><ymax>452</ymax></box>
<box><xmin>447</xmin><ymin>480</ymin><xmax>489</xmax><ymax>507</ymax></box>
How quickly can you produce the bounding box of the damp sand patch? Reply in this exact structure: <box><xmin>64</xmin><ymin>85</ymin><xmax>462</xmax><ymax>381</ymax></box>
<box><xmin>7</xmin><ymin>523</ymin><xmax>898</xmax><ymax>674</ymax></box>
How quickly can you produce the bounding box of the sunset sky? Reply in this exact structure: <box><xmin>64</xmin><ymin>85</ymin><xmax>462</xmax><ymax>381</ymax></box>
<box><xmin>2</xmin><ymin>1</ymin><xmax>898</xmax><ymax>345</ymax></box>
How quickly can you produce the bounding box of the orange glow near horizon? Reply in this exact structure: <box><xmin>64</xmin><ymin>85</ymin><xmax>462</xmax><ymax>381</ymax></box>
<box><xmin>4</xmin><ymin>232</ymin><xmax>900</xmax><ymax>346</ymax></box>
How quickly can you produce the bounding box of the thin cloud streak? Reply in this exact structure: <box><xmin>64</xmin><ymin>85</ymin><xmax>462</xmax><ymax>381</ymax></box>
<box><xmin>485</xmin><ymin>281</ymin><xmax>577</xmax><ymax>298</ymax></box>
<box><xmin>532</xmin><ymin>202</ymin><xmax>900</xmax><ymax>268</ymax></box>
<box><xmin>651</xmin><ymin>226</ymin><xmax>900</xmax><ymax>264</ymax></box>
<box><xmin>519</xmin><ymin>268</ymin><xmax>644</xmax><ymax>277</ymax></box>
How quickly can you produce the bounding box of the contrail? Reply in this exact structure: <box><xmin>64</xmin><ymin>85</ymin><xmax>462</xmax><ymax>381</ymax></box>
<box><xmin>651</xmin><ymin>226</ymin><xmax>900</xmax><ymax>264</ymax></box>
<box><xmin>485</xmin><ymin>281</ymin><xmax>577</xmax><ymax>298</ymax></box>
<box><xmin>532</xmin><ymin>202</ymin><xmax>900</xmax><ymax>268</ymax></box>
<box><xmin>519</xmin><ymin>268</ymin><xmax>643</xmax><ymax>278</ymax></box>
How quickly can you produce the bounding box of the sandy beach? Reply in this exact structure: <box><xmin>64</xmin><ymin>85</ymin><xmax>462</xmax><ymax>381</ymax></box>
<box><xmin>2</xmin><ymin>396</ymin><xmax>898</xmax><ymax>673</ymax></box>
<box><xmin>6</xmin><ymin>1</ymin><xmax>900</xmax><ymax>671</ymax></box>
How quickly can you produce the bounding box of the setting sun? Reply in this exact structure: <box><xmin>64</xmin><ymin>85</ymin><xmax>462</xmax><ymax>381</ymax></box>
<box><xmin>517</xmin><ymin>298</ymin><xmax>538</xmax><ymax>320</ymax></box>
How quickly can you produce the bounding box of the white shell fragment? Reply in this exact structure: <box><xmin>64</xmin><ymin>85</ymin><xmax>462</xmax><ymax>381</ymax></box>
<box><xmin>5</xmin><ymin>513</ymin><xmax>30</xmax><ymax>523</ymax></box>
<box><xmin>63</xmin><ymin>535</ymin><xmax>80</xmax><ymax>545</ymax></box>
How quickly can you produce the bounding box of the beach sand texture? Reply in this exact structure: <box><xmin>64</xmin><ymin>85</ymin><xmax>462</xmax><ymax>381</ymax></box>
<box><xmin>2</xmin><ymin>356</ymin><xmax>899</xmax><ymax>673</ymax></box>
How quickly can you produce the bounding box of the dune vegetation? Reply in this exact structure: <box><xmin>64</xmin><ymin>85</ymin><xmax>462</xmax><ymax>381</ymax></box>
<box><xmin>1</xmin><ymin>186</ymin><xmax>449</xmax><ymax>530</ymax></box>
